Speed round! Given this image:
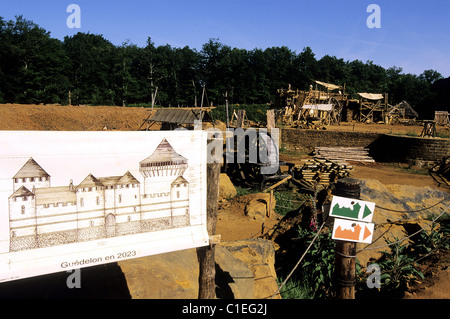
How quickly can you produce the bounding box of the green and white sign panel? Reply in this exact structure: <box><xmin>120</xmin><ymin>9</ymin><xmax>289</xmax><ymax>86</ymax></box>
<box><xmin>329</xmin><ymin>195</ymin><xmax>375</xmax><ymax>223</ymax></box>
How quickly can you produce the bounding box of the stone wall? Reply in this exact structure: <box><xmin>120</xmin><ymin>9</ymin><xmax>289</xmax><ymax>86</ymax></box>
<box><xmin>281</xmin><ymin>128</ymin><xmax>382</xmax><ymax>153</ymax></box>
<box><xmin>368</xmin><ymin>134</ymin><xmax>450</xmax><ymax>164</ymax></box>
<box><xmin>280</xmin><ymin>128</ymin><xmax>450</xmax><ymax>164</ymax></box>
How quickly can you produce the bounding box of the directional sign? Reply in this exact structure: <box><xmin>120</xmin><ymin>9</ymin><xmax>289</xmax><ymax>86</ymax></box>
<box><xmin>332</xmin><ymin>218</ymin><xmax>375</xmax><ymax>244</ymax></box>
<box><xmin>329</xmin><ymin>195</ymin><xmax>375</xmax><ymax>223</ymax></box>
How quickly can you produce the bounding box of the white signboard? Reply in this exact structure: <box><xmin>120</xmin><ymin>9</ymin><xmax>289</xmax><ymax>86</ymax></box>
<box><xmin>0</xmin><ymin>130</ymin><xmax>209</xmax><ymax>283</ymax></box>
<box><xmin>332</xmin><ymin>218</ymin><xmax>374</xmax><ymax>244</ymax></box>
<box><xmin>329</xmin><ymin>195</ymin><xmax>375</xmax><ymax>223</ymax></box>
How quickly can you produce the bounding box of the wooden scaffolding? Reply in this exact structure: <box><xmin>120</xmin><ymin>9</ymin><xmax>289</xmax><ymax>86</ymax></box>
<box><xmin>357</xmin><ymin>93</ymin><xmax>388</xmax><ymax>123</ymax></box>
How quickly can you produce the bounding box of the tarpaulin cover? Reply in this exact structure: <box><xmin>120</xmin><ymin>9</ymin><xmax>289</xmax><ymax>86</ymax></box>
<box><xmin>302</xmin><ymin>104</ymin><xmax>334</xmax><ymax>111</ymax></box>
<box><xmin>314</xmin><ymin>80</ymin><xmax>342</xmax><ymax>91</ymax></box>
<box><xmin>357</xmin><ymin>93</ymin><xmax>384</xmax><ymax>100</ymax></box>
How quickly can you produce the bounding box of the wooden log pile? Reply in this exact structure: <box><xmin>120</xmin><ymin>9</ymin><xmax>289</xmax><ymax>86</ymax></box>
<box><xmin>293</xmin><ymin>158</ymin><xmax>353</xmax><ymax>190</ymax></box>
<box><xmin>314</xmin><ymin>147</ymin><xmax>375</xmax><ymax>163</ymax></box>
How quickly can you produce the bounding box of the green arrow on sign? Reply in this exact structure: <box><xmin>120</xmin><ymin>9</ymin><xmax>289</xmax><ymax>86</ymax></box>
<box><xmin>362</xmin><ymin>204</ymin><xmax>373</xmax><ymax>219</ymax></box>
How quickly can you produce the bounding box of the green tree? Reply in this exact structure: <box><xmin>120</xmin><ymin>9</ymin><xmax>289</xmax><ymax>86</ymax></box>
<box><xmin>173</xmin><ymin>46</ymin><xmax>201</xmax><ymax>106</ymax></box>
<box><xmin>0</xmin><ymin>15</ymin><xmax>69</xmax><ymax>103</ymax></box>
<box><xmin>64</xmin><ymin>32</ymin><xmax>116</xmax><ymax>105</ymax></box>
<box><xmin>294</xmin><ymin>47</ymin><xmax>318</xmax><ymax>90</ymax></box>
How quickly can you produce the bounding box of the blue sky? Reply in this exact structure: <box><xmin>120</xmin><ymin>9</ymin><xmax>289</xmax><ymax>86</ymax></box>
<box><xmin>1</xmin><ymin>0</ymin><xmax>449</xmax><ymax>76</ymax></box>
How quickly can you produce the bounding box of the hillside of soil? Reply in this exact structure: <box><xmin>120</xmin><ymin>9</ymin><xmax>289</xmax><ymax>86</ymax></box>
<box><xmin>0</xmin><ymin>103</ymin><xmax>153</xmax><ymax>131</ymax></box>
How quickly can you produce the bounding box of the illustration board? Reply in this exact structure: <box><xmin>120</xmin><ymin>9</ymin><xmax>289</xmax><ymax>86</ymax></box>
<box><xmin>0</xmin><ymin>130</ymin><xmax>208</xmax><ymax>282</ymax></box>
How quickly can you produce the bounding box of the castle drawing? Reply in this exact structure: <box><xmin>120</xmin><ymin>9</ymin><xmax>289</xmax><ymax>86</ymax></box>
<box><xmin>8</xmin><ymin>138</ymin><xmax>191</xmax><ymax>252</ymax></box>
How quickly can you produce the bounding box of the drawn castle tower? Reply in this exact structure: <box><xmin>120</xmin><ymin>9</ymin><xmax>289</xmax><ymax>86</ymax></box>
<box><xmin>8</xmin><ymin>138</ymin><xmax>190</xmax><ymax>252</ymax></box>
<box><xmin>139</xmin><ymin>138</ymin><xmax>190</xmax><ymax>231</ymax></box>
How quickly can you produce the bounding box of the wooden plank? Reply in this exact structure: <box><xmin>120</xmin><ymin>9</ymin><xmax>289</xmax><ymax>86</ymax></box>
<box><xmin>262</xmin><ymin>175</ymin><xmax>292</xmax><ymax>193</ymax></box>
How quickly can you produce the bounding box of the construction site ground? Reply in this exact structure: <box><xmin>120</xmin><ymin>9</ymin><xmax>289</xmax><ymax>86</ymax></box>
<box><xmin>1</xmin><ymin>103</ymin><xmax>448</xmax><ymax>299</ymax></box>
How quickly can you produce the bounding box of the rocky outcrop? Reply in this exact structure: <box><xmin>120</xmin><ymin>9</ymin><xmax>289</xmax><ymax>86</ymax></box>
<box><xmin>215</xmin><ymin>245</ymin><xmax>255</xmax><ymax>299</ymax></box>
<box><xmin>221</xmin><ymin>238</ymin><xmax>280</xmax><ymax>299</ymax></box>
<box><xmin>118</xmin><ymin>238</ymin><xmax>280</xmax><ymax>299</ymax></box>
<box><xmin>219</xmin><ymin>173</ymin><xmax>237</xmax><ymax>201</ymax></box>
<box><xmin>355</xmin><ymin>179</ymin><xmax>449</xmax><ymax>267</ymax></box>
<box><xmin>118</xmin><ymin>249</ymin><xmax>200</xmax><ymax>299</ymax></box>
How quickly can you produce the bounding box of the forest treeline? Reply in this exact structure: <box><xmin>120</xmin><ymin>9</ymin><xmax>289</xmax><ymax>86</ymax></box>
<box><xmin>0</xmin><ymin>15</ymin><xmax>448</xmax><ymax>119</ymax></box>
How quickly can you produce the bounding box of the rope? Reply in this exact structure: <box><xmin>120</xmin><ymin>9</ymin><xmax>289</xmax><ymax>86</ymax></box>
<box><xmin>357</xmin><ymin>207</ymin><xmax>449</xmax><ymax>252</ymax></box>
<box><xmin>267</xmin><ymin>205</ymin><xmax>448</xmax><ymax>299</ymax></box>
<box><xmin>270</xmin><ymin>222</ymin><xmax>326</xmax><ymax>299</ymax></box>
<box><xmin>375</xmin><ymin>197</ymin><xmax>448</xmax><ymax>214</ymax></box>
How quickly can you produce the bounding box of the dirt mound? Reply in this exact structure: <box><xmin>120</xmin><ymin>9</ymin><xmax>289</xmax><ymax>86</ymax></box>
<box><xmin>0</xmin><ymin>104</ymin><xmax>153</xmax><ymax>131</ymax></box>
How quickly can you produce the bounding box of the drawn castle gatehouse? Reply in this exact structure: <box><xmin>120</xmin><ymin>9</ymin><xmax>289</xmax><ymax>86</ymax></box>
<box><xmin>8</xmin><ymin>138</ymin><xmax>190</xmax><ymax>252</ymax></box>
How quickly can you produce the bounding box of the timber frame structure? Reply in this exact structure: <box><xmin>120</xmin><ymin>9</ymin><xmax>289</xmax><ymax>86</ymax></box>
<box><xmin>139</xmin><ymin>107</ymin><xmax>215</xmax><ymax>130</ymax></box>
<box><xmin>356</xmin><ymin>93</ymin><xmax>389</xmax><ymax>123</ymax></box>
<box><xmin>276</xmin><ymin>80</ymin><xmax>349</xmax><ymax>126</ymax></box>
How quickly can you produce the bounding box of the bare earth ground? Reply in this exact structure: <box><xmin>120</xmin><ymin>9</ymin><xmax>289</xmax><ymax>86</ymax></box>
<box><xmin>0</xmin><ymin>103</ymin><xmax>153</xmax><ymax>131</ymax></box>
<box><xmin>1</xmin><ymin>103</ymin><xmax>448</xmax><ymax>298</ymax></box>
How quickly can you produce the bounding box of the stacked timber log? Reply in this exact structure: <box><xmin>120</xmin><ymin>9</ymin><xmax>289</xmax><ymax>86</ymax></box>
<box><xmin>314</xmin><ymin>147</ymin><xmax>375</xmax><ymax>163</ymax></box>
<box><xmin>293</xmin><ymin>158</ymin><xmax>353</xmax><ymax>191</ymax></box>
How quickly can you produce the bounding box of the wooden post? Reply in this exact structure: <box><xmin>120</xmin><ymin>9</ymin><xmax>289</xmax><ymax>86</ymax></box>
<box><xmin>267</xmin><ymin>190</ymin><xmax>273</xmax><ymax>218</ymax></box>
<box><xmin>267</xmin><ymin>109</ymin><xmax>276</xmax><ymax>130</ymax></box>
<box><xmin>236</xmin><ymin>110</ymin><xmax>245</xmax><ymax>128</ymax></box>
<box><xmin>333</xmin><ymin>178</ymin><xmax>360</xmax><ymax>299</ymax></box>
<box><xmin>197</xmin><ymin>138</ymin><xmax>221</xmax><ymax>299</ymax></box>
<box><xmin>225</xmin><ymin>91</ymin><xmax>230</xmax><ymax>128</ymax></box>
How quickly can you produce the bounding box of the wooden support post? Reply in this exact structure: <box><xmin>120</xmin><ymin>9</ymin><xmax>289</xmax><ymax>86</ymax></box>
<box><xmin>333</xmin><ymin>178</ymin><xmax>360</xmax><ymax>299</ymax></box>
<box><xmin>267</xmin><ymin>190</ymin><xmax>273</xmax><ymax>218</ymax></box>
<box><xmin>197</xmin><ymin>139</ymin><xmax>221</xmax><ymax>299</ymax></box>
<box><xmin>267</xmin><ymin>109</ymin><xmax>276</xmax><ymax>130</ymax></box>
<box><xmin>225</xmin><ymin>91</ymin><xmax>230</xmax><ymax>128</ymax></box>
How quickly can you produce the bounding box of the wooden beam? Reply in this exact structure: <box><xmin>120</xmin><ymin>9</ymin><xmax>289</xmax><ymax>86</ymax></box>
<box><xmin>197</xmin><ymin>138</ymin><xmax>221</xmax><ymax>299</ymax></box>
<box><xmin>262</xmin><ymin>175</ymin><xmax>292</xmax><ymax>193</ymax></box>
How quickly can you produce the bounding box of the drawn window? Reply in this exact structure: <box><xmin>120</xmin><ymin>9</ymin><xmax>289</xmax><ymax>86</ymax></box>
<box><xmin>90</xmin><ymin>220</ymin><xmax>94</xmax><ymax>227</ymax></box>
<box><xmin>177</xmin><ymin>191</ymin><xmax>180</xmax><ymax>199</ymax></box>
<box><xmin>118</xmin><ymin>194</ymin><xmax>122</xmax><ymax>203</ymax></box>
<box><xmin>21</xmin><ymin>205</ymin><xmax>25</xmax><ymax>214</ymax></box>
<box><xmin>80</xmin><ymin>197</ymin><xmax>84</xmax><ymax>207</ymax></box>
<box><xmin>96</xmin><ymin>196</ymin><xmax>100</xmax><ymax>205</ymax></box>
